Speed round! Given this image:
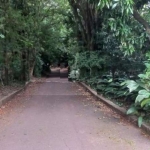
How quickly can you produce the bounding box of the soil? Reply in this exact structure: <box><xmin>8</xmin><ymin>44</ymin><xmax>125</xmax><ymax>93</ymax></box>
<box><xmin>0</xmin><ymin>83</ymin><xmax>24</xmax><ymax>100</ymax></box>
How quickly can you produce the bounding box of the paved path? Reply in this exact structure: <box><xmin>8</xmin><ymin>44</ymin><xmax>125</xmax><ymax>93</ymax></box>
<box><xmin>0</xmin><ymin>78</ymin><xmax>150</xmax><ymax>150</ymax></box>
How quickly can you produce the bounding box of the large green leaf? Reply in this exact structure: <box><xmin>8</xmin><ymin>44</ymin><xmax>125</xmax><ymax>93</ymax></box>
<box><xmin>126</xmin><ymin>80</ymin><xmax>139</xmax><ymax>93</ymax></box>
<box><xmin>112</xmin><ymin>3</ymin><xmax>118</xmax><ymax>9</ymax></box>
<box><xmin>145</xmin><ymin>63</ymin><xmax>150</xmax><ymax>69</ymax></box>
<box><xmin>135</xmin><ymin>95</ymin><xmax>146</xmax><ymax>103</ymax></box>
<box><xmin>0</xmin><ymin>34</ymin><xmax>5</xmax><ymax>38</ymax></box>
<box><xmin>141</xmin><ymin>98</ymin><xmax>150</xmax><ymax>107</ymax></box>
<box><xmin>127</xmin><ymin>106</ymin><xmax>137</xmax><ymax>115</ymax></box>
<box><xmin>138</xmin><ymin>74</ymin><xmax>147</xmax><ymax>79</ymax></box>
<box><xmin>135</xmin><ymin>90</ymin><xmax>150</xmax><ymax>103</ymax></box>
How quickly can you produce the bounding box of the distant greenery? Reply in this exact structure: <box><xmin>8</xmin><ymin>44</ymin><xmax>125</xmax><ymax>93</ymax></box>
<box><xmin>0</xmin><ymin>0</ymin><xmax>69</xmax><ymax>83</ymax></box>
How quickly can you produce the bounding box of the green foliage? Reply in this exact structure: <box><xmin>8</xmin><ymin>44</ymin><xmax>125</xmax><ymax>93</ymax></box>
<box><xmin>125</xmin><ymin>80</ymin><xmax>139</xmax><ymax>93</ymax></box>
<box><xmin>125</xmin><ymin>60</ymin><xmax>150</xmax><ymax>127</ymax></box>
<box><xmin>11</xmin><ymin>55</ymin><xmax>22</xmax><ymax>79</ymax></box>
<box><xmin>98</xmin><ymin>0</ymin><xmax>134</xmax><ymax>15</ymax></box>
<box><xmin>69</xmin><ymin>51</ymin><xmax>104</xmax><ymax>81</ymax></box>
<box><xmin>69</xmin><ymin>69</ymin><xmax>80</xmax><ymax>81</ymax></box>
<box><xmin>34</xmin><ymin>55</ymin><xmax>44</xmax><ymax>77</ymax></box>
<box><xmin>127</xmin><ymin>106</ymin><xmax>138</xmax><ymax>115</ymax></box>
<box><xmin>0</xmin><ymin>0</ymin><xmax>70</xmax><ymax>84</ymax></box>
<box><xmin>69</xmin><ymin>50</ymin><xmax>137</xmax><ymax>101</ymax></box>
<box><xmin>96</xmin><ymin>76</ymin><xmax>128</xmax><ymax>100</ymax></box>
<box><xmin>67</xmin><ymin>0</ymin><xmax>150</xmax><ymax>127</ymax></box>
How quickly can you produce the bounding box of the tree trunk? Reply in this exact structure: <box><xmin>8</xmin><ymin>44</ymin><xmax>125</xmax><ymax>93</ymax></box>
<box><xmin>68</xmin><ymin>0</ymin><xmax>99</xmax><ymax>51</ymax></box>
<box><xmin>133</xmin><ymin>8</ymin><xmax>150</xmax><ymax>38</ymax></box>
<box><xmin>29</xmin><ymin>61</ymin><xmax>35</xmax><ymax>80</ymax></box>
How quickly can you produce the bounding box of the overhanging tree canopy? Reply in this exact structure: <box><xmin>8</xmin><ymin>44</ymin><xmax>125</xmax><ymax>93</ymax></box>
<box><xmin>68</xmin><ymin>0</ymin><xmax>150</xmax><ymax>53</ymax></box>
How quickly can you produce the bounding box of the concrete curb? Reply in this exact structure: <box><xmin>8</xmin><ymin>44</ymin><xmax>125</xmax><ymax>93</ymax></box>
<box><xmin>0</xmin><ymin>81</ymin><xmax>31</xmax><ymax>108</ymax></box>
<box><xmin>78</xmin><ymin>82</ymin><xmax>150</xmax><ymax>135</ymax></box>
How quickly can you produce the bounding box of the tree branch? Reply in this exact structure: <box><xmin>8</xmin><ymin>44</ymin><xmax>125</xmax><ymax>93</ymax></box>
<box><xmin>133</xmin><ymin>7</ymin><xmax>150</xmax><ymax>34</ymax></box>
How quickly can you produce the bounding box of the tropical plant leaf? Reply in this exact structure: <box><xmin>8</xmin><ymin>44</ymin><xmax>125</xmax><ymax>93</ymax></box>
<box><xmin>135</xmin><ymin>95</ymin><xmax>146</xmax><ymax>103</ymax></box>
<box><xmin>141</xmin><ymin>98</ymin><xmax>150</xmax><ymax>107</ymax></box>
<box><xmin>135</xmin><ymin>90</ymin><xmax>150</xmax><ymax>103</ymax></box>
<box><xmin>127</xmin><ymin>106</ymin><xmax>137</xmax><ymax>115</ymax></box>
<box><xmin>112</xmin><ymin>3</ymin><xmax>118</xmax><ymax>9</ymax></box>
<box><xmin>139</xmin><ymin>90</ymin><xmax>150</xmax><ymax>95</ymax></box>
<box><xmin>0</xmin><ymin>34</ymin><xmax>5</xmax><ymax>38</ymax></box>
<box><xmin>126</xmin><ymin>80</ymin><xmax>139</xmax><ymax>93</ymax></box>
<box><xmin>138</xmin><ymin>74</ymin><xmax>147</xmax><ymax>79</ymax></box>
